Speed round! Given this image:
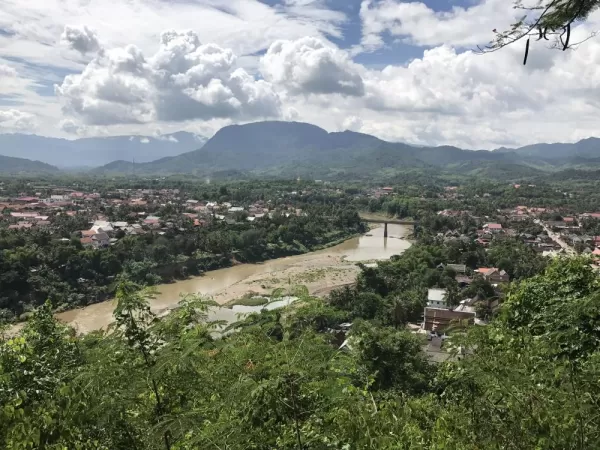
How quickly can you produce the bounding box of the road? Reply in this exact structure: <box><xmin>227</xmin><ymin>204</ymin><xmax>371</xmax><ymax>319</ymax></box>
<box><xmin>535</xmin><ymin>219</ymin><xmax>576</xmax><ymax>255</ymax></box>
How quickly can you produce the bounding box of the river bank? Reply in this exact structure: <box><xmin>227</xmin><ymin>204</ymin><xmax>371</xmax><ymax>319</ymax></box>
<box><xmin>11</xmin><ymin>224</ymin><xmax>412</xmax><ymax>335</ymax></box>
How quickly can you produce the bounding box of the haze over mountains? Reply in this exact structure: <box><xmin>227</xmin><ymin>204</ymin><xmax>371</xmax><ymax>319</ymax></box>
<box><xmin>0</xmin><ymin>155</ymin><xmax>59</xmax><ymax>174</ymax></box>
<box><xmin>0</xmin><ymin>132</ymin><xmax>207</xmax><ymax>168</ymax></box>
<box><xmin>2</xmin><ymin>121</ymin><xmax>600</xmax><ymax>178</ymax></box>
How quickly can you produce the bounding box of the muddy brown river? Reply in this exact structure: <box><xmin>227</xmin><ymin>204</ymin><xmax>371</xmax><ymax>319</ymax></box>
<box><xmin>42</xmin><ymin>224</ymin><xmax>411</xmax><ymax>333</ymax></box>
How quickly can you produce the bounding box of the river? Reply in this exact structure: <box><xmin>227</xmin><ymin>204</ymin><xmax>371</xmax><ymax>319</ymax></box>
<box><xmin>49</xmin><ymin>224</ymin><xmax>412</xmax><ymax>333</ymax></box>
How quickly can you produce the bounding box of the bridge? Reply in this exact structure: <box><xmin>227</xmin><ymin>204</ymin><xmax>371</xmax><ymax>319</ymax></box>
<box><xmin>359</xmin><ymin>215</ymin><xmax>416</xmax><ymax>238</ymax></box>
<box><xmin>361</xmin><ymin>218</ymin><xmax>416</xmax><ymax>225</ymax></box>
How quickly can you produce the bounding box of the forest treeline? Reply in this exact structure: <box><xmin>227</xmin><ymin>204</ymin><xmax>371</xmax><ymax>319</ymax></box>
<box><xmin>0</xmin><ymin>205</ymin><xmax>365</xmax><ymax>320</ymax></box>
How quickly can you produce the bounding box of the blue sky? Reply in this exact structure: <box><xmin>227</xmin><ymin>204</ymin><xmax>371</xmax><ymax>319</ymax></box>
<box><xmin>0</xmin><ymin>0</ymin><xmax>599</xmax><ymax>148</ymax></box>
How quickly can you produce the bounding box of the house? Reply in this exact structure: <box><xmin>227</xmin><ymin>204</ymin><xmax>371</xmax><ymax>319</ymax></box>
<box><xmin>455</xmin><ymin>275</ymin><xmax>473</xmax><ymax>287</ymax></box>
<box><xmin>436</xmin><ymin>263</ymin><xmax>467</xmax><ymax>274</ymax></box>
<box><xmin>111</xmin><ymin>221</ymin><xmax>129</xmax><ymax>229</ymax></box>
<box><xmin>447</xmin><ymin>263</ymin><xmax>467</xmax><ymax>274</ymax></box>
<box><xmin>476</xmin><ymin>268</ymin><xmax>510</xmax><ymax>283</ymax></box>
<box><xmin>81</xmin><ymin>229</ymin><xmax>96</xmax><ymax>238</ymax></box>
<box><xmin>475</xmin><ymin>238</ymin><xmax>490</xmax><ymax>247</ymax></box>
<box><xmin>92</xmin><ymin>221</ymin><xmax>114</xmax><ymax>233</ymax></box>
<box><xmin>144</xmin><ymin>216</ymin><xmax>161</xmax><ymax>227</ymax></box>
<box><xmin>10</xmin><ymin>212</ymin><xmax>38</xmax><ymax>219</ymax></box>
<box><xmin>427</xmin><ymin>289</ymin><xmax>449</xmax><ymax>309</ymax></box>
<box><xmin>483</xmin><ymin>223</ymin><xmax>503</xmax><ymax>233</ymax></box>
<box><xmin>91</xmin><ymin>232</ymin><xmax>110</xmax><ymax>248</ymax></box>
<box><xmin>47</xmin><ymin>195</ymin><xmax>69</xmax><ymax>203</ymax></box>
<box><xmin>80</xmin><ymin>237</ymin><xmax>93</xmax><ymax>246</ymax></box>
<box><xmin>8</xmin><ymin>222</ymin><xmax>33</xmax><ymax>230</ymax></box>
<box><xmin>13</xmin><ymin>197</ymin><xmax>39</xmax><ymax>204</ymax></box>
<box><xmin>423</xmin><ymin>307</ymin><xmax>475</xmax><ymax>332</ymax></box>
<box><xmin>454</xmin><ymin>300</ymin><xmax>476</xmax><ymax>315</ymax></box>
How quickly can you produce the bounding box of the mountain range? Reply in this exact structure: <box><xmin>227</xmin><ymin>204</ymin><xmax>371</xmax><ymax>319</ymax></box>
<box><xmin>2</xmin><ymin>121</ymin><xmax>600</xmax><ymax>179</ymax></box>
<box><xmin>0</xmin><ymin>132</ymin><xmax>207</xmax><ymax>168</ymax></box>
<box><xmin>0</xmin><ymin>154</ymin><xmax>59</xmax><ymax>174</ymax></box>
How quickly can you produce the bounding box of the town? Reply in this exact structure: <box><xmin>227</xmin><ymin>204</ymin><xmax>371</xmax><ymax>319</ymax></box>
<box><xmin>2</xmin><ymin>177</ymin><xmax>600</xmax><ymax>339</ymax></box>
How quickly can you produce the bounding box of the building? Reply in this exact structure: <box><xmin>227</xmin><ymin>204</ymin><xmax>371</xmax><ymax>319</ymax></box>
<box><xmin>91</xmin><ymin>232</ymin><xmax>110</xmax><ymax>248</ymax></box>
<box><xmin>440</xmin><ymin>263</ymin><xmax>467</xmax><ymax>274</ymax></box>
<box><xmin>423</xmin><ymin>308</ymin><xmax>475</xmax><ymax>332</ymax></box>
<box><xmin>427</xmin><ymin>288</ymin><xmax>449</xmax><ymax>309</ymax></box>
<box><xmin>13</xmin><ymin>197</ymin><xmax>39</xmax><ymax>204</ymax></box>
<box><xmin>483</xmin><ymin>223</ymin><xmax>503</xmax><ymax>233</ymax></box>
<box><xmin>475</xmin><ymin>267</ymin><xmax>510</xmax><ymax>283</ymax></box>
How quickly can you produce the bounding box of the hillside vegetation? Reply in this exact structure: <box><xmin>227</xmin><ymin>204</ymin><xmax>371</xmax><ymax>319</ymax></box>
<box><xmin>91</xmin><ymin>121</ymin><xmax>600</xmax><ymax>179</ymax></box>
<box><xmin>0</xmin><ymin>155</ymin><xmax>59</xmax><ymax>174</ymax></box>
<box><xmin>1</xmin><ymin>253</ymin><xmax>598</xmax><ymax>449</ymax></box>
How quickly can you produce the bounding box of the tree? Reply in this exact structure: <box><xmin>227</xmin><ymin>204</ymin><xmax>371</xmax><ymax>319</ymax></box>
<box><xmin>112</xmin><ymin>280</ymin><xmax>172</xmax><ymax>450</ymax></box>
<box><xmin>0</xmin><ymin>301</ymin><xmax>82</xmax><ymax>448</ymax></box>
<box><xmin>480</xmin><ymin>0</ymin><xmax>600</xmax><ymax>64</ymax></box>
<box><xmin>351</xmin><ymin>321</ymin><xmax>433</xmax><ymax>392</ymax></box>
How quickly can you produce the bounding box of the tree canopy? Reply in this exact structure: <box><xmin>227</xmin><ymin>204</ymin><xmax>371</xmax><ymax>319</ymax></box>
<box><xmin>482</xmin><ymin>0</ymin><xmax>600</xmax><ymax>64</ymax></box>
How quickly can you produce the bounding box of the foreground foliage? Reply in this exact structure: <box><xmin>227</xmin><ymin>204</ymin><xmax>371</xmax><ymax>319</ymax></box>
<box><xmin>1</xmin><ymin>255</ymin><xmax>600</xmax><ymax>449</ymax></box>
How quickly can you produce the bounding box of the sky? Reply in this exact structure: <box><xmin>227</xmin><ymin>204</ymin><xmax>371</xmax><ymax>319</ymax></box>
<box><xmin>1</xmin><ymin>0</ymin><xmax>600</xmax><ymax>149</ymax></box>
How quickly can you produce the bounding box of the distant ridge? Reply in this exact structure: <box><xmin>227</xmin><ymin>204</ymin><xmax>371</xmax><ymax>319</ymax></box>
<box><xmin>3</xmin><ymin>121</ymin><xmax>600</xmax><ymax>179</ymax></box>
<box><xmin>493</xmin><ymin>137</ymin><xmax>600</xmax><ymax>160</ymax></box>
<box><xmin>0</xmin><ymin>131</ymin><xmax>207</xmax><ymax>168</ymax></box>
<box><xmin>0</xmin><ymin>154</ymin><xmax>59</xmax><ymax>174</ymax></box>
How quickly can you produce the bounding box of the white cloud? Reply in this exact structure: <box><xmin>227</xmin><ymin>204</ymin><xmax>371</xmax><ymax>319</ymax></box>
<box><xmin>261</xmin><ymin>37</ymin><xmax>365</xmax><ymax>96</ymax></box>
<box><xmin>0</xmin><ymin>0</ymin><xmax>346</xmax><ymax>71</ymax></box>
<box><xmin>140</xmin><ymin>137</ymin><xmax>150</xmax><ymax>144</ymax></box>
<box><xmin>61</xmin><ymin>25</ymin><xmax>101</xmax><ymax>55</ymax></box>
<box><xmin>0</xmin><ymin>64</ymin><xmax>18</xmax><ymax>77</ymax></box>
<box><xmin>2</xmin><ymin>0</ymin><xmax>600</xmax><ymax>151</ymax></box>
<box><xmin>359</xmin><ymin>0</ymin><xmax>516</xmax><ymax>50</ymax></box>
<box><xmin>59</xmin><ymin>119</ymin><xmax>86</xmax><ymax>135</ymax></box>
<box><xmin>56</xmin><ymin>30</ymin><xmax>282</xmax><ymax>125</ymax></box>
<box><xmin>341</xmin><ymin>116</ymin><xmax>363</xmax><ymax>132</ymax></box>
<box><xmin>0</xmin><ymin>109</ymin><xmax>37</xmax><ymax>131</ymax></box>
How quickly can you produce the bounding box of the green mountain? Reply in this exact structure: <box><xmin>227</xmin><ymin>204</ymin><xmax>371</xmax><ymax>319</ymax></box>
<box><xmin>495</xmin><ymin>137</ymin><xmax>600</xmax><ymax>160</ymax></box>
<box><xmin>0</xmin><ymin>155</ymin><xmax>59</xmax><ymax>174</ymax></box>
<box><xmin>94</xmin><ymin>121</ymin><xmax>531</xmax><ymax>178</ymax></box>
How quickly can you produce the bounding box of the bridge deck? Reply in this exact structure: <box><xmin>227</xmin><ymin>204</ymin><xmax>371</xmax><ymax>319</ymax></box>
<box><xmin>361</xmin><ymin>218</ymin><xmax>415</xmax><ymax>225</ymax></box>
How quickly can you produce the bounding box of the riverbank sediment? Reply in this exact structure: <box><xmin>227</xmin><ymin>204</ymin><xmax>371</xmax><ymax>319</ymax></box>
<box><xmin>9</xmin><ymin>224</ymin><xmax>411</xmax><ymax>335</ymax></box>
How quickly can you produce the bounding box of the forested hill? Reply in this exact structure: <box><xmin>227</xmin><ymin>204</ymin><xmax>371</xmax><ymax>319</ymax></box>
<box><xmin>92</xmin><ymin>121</ymin><xmax>600</xmax><ymax>178</ymax></box>
<box><xmin>5</xmin><ymin>121</ymin><xmax>600</xmax><ymax>178</ymax></box>
<box><xmin>0</xmin><ymin>154</ymin><xmax>59</xmax><ymax>174</ymax></box>
<box><xmin>494</xmin><ymin>137</ymin><xmax>600</xmax><ymax>160</ymax></box>
<box><xmin>87</xmin><ymin>121</ymin><xmax>518</xmax><ymax>177</ymax></box>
